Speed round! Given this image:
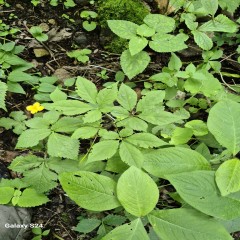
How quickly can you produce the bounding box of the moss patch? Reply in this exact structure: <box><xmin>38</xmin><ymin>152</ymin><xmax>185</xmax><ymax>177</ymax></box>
<box><xmin>97</xmin><ymin>0</ymin><xmax>150</xmax><ymax>53</ymax></box>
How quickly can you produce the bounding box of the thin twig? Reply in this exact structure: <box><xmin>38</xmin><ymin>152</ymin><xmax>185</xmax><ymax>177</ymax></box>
<box><xmin>219</xmin><ymin>72</ymin><xmax>238</xmax><ymax>93</ymax></box>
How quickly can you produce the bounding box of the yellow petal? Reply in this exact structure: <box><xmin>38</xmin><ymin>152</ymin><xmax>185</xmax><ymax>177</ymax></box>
<box><xmin>26</xmin><ymin>106</ymin><xmax>33</xmax><ymax>111</ymax></box>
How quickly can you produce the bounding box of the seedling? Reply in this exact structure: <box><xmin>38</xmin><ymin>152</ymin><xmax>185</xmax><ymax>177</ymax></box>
<box><xmin>64</xmin><ymin>0</ymin><xmax>75</xmax><ymax>8</ymax></box>
<box><xmin>80</xmin><ymin>10</ymin><xmax>98</xmax><ymax>32</ymax></box>
<box><xmin>31</xmin><ymin>0</ymin><xmax>41</xmax><ymax>6</ymax></box>
<box><xmin>67</xmin><ymin>49</ymin><xmax>92</xmax><ymax>63</ymax></box>
<box><xmin>97</xmin><ymin>69</ymin><xmax>109</xmax><ymax>80</ymax></box>
<box><xmin>62</xmin><ymin>13</ymin><xmax>75</xmax><ymax>23</ymax></box>
<box><xmin>32</xmin><ymin>227</ymin><xmax>50</xmax><ymax>240</ymax></box>
<box><xmin>29</xmin><ymin>26</ymin><xmax>48</xmax><ymax>42</ymax></box>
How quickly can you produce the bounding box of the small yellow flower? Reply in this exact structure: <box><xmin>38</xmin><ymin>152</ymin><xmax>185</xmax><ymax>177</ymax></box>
<box><xmin>26</xmin><ymin>102</ymin><xmax>44</xmax><ymax>114</ymax></box>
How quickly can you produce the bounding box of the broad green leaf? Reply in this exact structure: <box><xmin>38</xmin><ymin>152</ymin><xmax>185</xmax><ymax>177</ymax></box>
<box><xmin>195</xmin><ymin>142</ymin><xmax>211</xmax><ymax>160</ymax></box>
<box><xmin>216</xmin><ymin>159</ymin><xmax>240</xmax><ymax>196</ymax></box>
<box><xmin>117</xmin><ymin>84</ymin><xmax>137</xmax><ymax>111</ymax></box>
<box><xmin>59</xmin><ymin>171</ymin><xmax>120</xmax><ymax>211</ymax></box>
<box><xmin>168</xmin><ymin>53</ymin><xmax>182</xmax><ymax>71</ymax></box>
<box><xmin>26</xmin><ymin>117</ymin><xmax>49</xmax><ymax>129</ymax></box>
<box><xmin>207</xmin><ymin>100</ymin><xmax>240</xmax><ymax>155</ymax></box>
<box><xmin>49</xmin><ymin>100</ymin><xmax>93</xmax><ymax>115</ymax></box>
<box><xmin>126</xmin><ymin>133</ymin><xmax>167</xmax><ymax>148</ymax></box>
<box><xmin>185</xmin><ymin>120</ymin><xmax>208</xmax><ymax>136</ymax></box>
<box><xmin>119</xmin><ymin>141</ymin><xmax>144</xmax><ymax>168</ymax></box>
<box><xmin>88</xmin><ymin>140</ymin><xmax>119</xmax><ymax>163</ymax></box>
<box><xmin>23</xmin><ymin>164</ymin><xmax>58</xmax><ymax>193</ymax></box>
<box><xmin>8</xmin><ymin>71</ymin><xmax>39</xmax><ymax>83</ymax></box>
<box><xmin>201</xmin><ymin>0</ymin><xmax>218</xmax><ymax>16</ymax></box>
<box><xmin>99</xmin><ymin>130</ymin><xmax>119</xmax><ymax>140</ymax></box>
<box><xmin>0</xmin><ymin>187</ymin><xmax>14</xmax><ymax>204</ymax></box>
<box><xmin>138</xmin><ymin>109</ymin><xmax>183</xmax><ymax>126</ymax></box>
<box><xmin>143</xmin><ymin>14</ymin><xmax>175</xmax><ymax>33</ymax></box>
<box><xmin>47</xmin><ymin>158</ymin><xmax>80</xmax><ymax>174</ymax></box>
<box><xmin>43</xmin><ymin>111</ymin><xmax>60</xmax><ymax>124</ymax></box>
<box><xmin>184</xmin><ymin>70</ymin><xmax>222</xmax><ymax>97</ymax></box>
<box><xmin>149</xmin><ymin>72</ymin><xmax>177</xmax><ymax>87</ymax></box>
<box><xmin>116</xmin><ymin>117</ymin><xmax>148</xmax><ymax>132</ymax></box>
<box><xmin>16</xmin><ymin>129</ymin><xmax>51</xmax><ymax>148</ymax></box>
<box><xmin>97</xmin><ymin>85</ymin><xmax>118</xmax><ymax>112</ymax></box>
<box><xmin>143</xmin><ymin>147</ymin><xmax>210</xmax><ymax>178</ymax></box>
<box><xmin>219</xmin><ymin>0</ymin><xmax>240</xmax><ymax>13</ymax></box>
<box><xmin>107</xmin><ymin>20</ymin><xmax>138</xmax><ymax>39</ymax></box>
<box><xmin>170</xmin><ymin>127</ymin><xmax>193</xmax><ymax>145</ymax></box>
<box><xmin>17</xmin><ymin>188</ymin><xmax>49</xmax><ymax>207</ymax></box>
<box><xmin>72</xmin><ymin>127</ymin><xmax>98</xmax><ymax>139</ymax></box>
<box><xmin>102</xmin><ymin>218</ymin><xmax>149</xmax><ymax>240</ymax></box>
<box><xmin>9</xmin><ymin>155</ymin><xmax>42</xmax><ymax>172</ymax></box>
<box><xmin>129</xmin><ymin>36</ymin><xmax>148</xmax><ymax>56</ymax></box>
<box><xmin>0</xmin><ymin>81</ymin><xmax>7</xmax><ymax>111</ymax></box>
<box><xmin>111</xmin><ymin>106</ymin><xmax>129</xmax><ymax>119</ymax></box>
<box><xmin>167</xmin><ymin>171</ymin><xmax>240</xmax><ymax>220</ymax></box>
<box><xmin>150</xmin><ymin>33</ymin><xmax>188</xmax><ymax>52</ymax></box>
<box><xmin>83</xmin><ymin>109</ymin><xmax>102</xmax><ymax>123</ymax></box>
<box><xmin>106</xmin><ymin>153</ymin><xmax>129</xmax><ymax>173</ymax></box>
<box><xmin>219</xmin><ymin>217</ymin><xmax>240</xmax><ymax>233</ymax></box>
<box><xmin>137</xmin><ymin>24</ymin><xmax>155</xmax><ymax>37</ymax></box>
<box><xmin>76</xmin><ymin>77</ymin><xmax>98</xmax><ymax>104</ymax></box>
<box><xmin>136</xmin><ymin>90</ymin><xmax>165</xmax><ymax>112</ymax></box>
<box><xmin>51</xmin><ymin>116</ymin><xmax>83</xmax><ymax>133</ymax></box>
<box><xmin>192</xmin><ymin>30</ymin><xmax>213</xmax><ymax>50</ymax></box>
<box><xmin>75</xmin><ymin>219</ymin><xmax>101</xmax><ymax>234</ymax></box>
<box><xmin>50</xmin><ymin>87</ymin><xmax>67</xmax><ymax>102</ymax></box>
<box><xmin>103</xmin><ymin>214</ymin><xmax>127</xmax><ymax>226</ymax></box>
<box><xmin>148</xmin><ymin>208</ymin><xmax>232</xmax><ymax>240</ymax></box>
<box><xmin>47</xmin><ymin>133</ymin><xmax>79</xmax><ymax>160</ymax></box>
<box><xmin>120</xmin><ymin>50</ymin><xmax>150</xmax><ymax>79</ymax></box>
<box><xmin>117</xmin><ymin>166</ymin><xmax>159</xmax><ymax>217</ymax></box>
<box><xmin>7</xmin><ymin>82</ymin><xmax>25</xmax><ymax>94</ymax></box>
<box><xmin>198</xmin><ymin>14</ymin><xmax>238</xmax><ymax>33</ymax></box>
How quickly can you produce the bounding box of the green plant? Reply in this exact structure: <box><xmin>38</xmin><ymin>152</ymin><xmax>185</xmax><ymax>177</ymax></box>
<box><xmin>32</xmin><ymin>227</ymin><xmax>50</xmax><ymax>240</ymax></box>
<box><xmin>29</xmin><ymin>26</ymin><xmax>48</xmax><ymax>42</ymax></box>
<box><xmin>31</xmin><ymin>0</ymin><xmax>41</xmax><ymax>6</ymax></box>
<box><xmin>1</xmin><ymin>71</ymin><xmax>240</xmax><ymax>238</ymax></box>
<box><xmin>49</xmin><ymin>0</ymin><xmax>76</xmax><ymax>7</ymax></box>
<box><xmin>80</xmin><ymin>10</ymin><xmax>98</xmax><ymax>32</ymax></box>
<box><xmin>97</xmin><ymin>0</ymin><xmax>150</xmax><ymax>53</ymax></box>
<box><xmin>0</xmin><ymin>41</ymin><xmax>38</xmax><ymax>110</ymax></box>
<box><xmin>67</xmin><ymin>49</ymin><xmax>92</xmax><ymax>63</ymax></box>
<box><xmin>97</xmin><ymin>69</ymin><xmax>109</xmax><ymax>80</ymax></box>
<box><xmin>63</xmin><ymin>0</ymin><xmax>75</xmax><ymax>8</ymax></box>
<box><xmin>0</xmin><ymin>111</ymin><xmax>27</xmax><ymax>134</ymax></box>
<box><xmin>0</xmin><ymin>20</ymin><xmax>19</xmax><ymax>37</ymax></box>
<box><xmin>62</xmin><ymin>13</ymin><xmax>75</xmax><ymax>23</ymax></box>
<box><xmin>107</xmin><ymin>14</ymin><xmax>189</xmax><ymax>79</ymax></box>
<box><xmin>1</xmin><ymin>1</ymin><xmax>240</xmax><ymax>239</ymax></box>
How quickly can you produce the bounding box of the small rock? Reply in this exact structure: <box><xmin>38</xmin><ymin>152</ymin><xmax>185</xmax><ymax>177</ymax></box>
<box><xmin>33</xmin><ymin>48</ymin><xmax>50</xmax><ymax>57</ymax></box>
<box><xmin>178</xmin><ymin>44</ymin><xmax>202</xmax><ymax>59</ymax></box>
<box><xmin>74</xmin><ymin>32</ymin><xmax>88</xmax><ymax>47</ymax></box>
<box><xmin>53</xmin><ymin>68</ymin><xmax>72</xmax><ymax>83</ymax></box>
<box><xmin>48</xmin><ymin>19</ymin><xmax>56</xmax><ymax>25</ymax></box>
<box><xmin>75</xmin><ymin>0</ymin><xmax>89</xmax><ymax>6</ymax></box>
<box><xmin>16</xmin><ymin>4</ymin><xmax>24</xmax><ymax>10</ymax></box>
<box><xmin>39</xmin><ymin>23</ymin><xmax>49</xmax><ymax>32</ymax></box>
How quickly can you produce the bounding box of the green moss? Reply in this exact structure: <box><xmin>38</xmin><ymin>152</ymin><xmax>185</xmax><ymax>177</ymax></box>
<box><xmin>97</xmin><ymin>0</ymin><xmax>150</xmax><ymax>53</ymax></box>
